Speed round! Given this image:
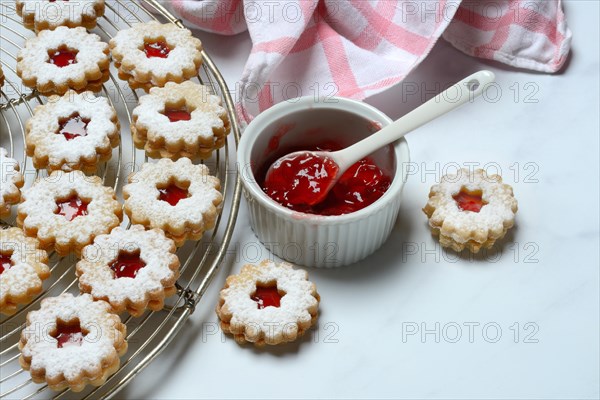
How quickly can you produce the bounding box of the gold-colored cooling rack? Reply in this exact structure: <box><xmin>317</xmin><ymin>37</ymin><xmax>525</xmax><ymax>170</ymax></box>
<box><xmin>0</xmin><ymin>1</ymin><xmax>242</xmax><ymax>398</ymax></box>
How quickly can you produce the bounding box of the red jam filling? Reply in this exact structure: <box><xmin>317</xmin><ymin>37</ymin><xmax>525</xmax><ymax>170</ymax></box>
<box><xmin>261</xmin><ymin>142</ymin><xmax>391</xmax><ymax>216</ymax></box>
<box><xmin>53</xmin><ymin>321</ymin><xmax>85</xmax><ymax>348</ymax></box>
<box><xmin>109</xmin><ymin>251</ymin><xmax>146</xmax><ymax>279</ymax></box>
<box><xmin>251</xmin><ymin>285</ymin><xmax>283</xmax><ymax>309</ymax></box>
<box><xmin>55</xmin><ymin>196</ymin><xmax>88</xmax><ymax>221</ymax></box>
<box><xmin>57</xmin><ymin>114</ymin><xmax>89</xmax><ymax>141</ymax></box>
<box><xmin>262</xmin><ymin>152</ymin><xmax>340</xmax><ymax>208</ymax></box>
<box><xmin>453</xmin><ymin>190</ymin><xmax>485</xmax><ymax>213</ymax></box>
<box><xmin>49</xmin><ymin>49</ymin><xmax>77</xmax><ymax>68</ymax></box>
<box><xmin>144</xmin><ymin>41</ymin><xmax>170</xmax><ymax>58</ymax></box>
<box><xmin>158</xmin><ymin>185</ymin><xmax>189</xmax><ymax>206</ymax></box>
<box><xmin>163</xmin><ymin>107</ymin><xmax>191</xmax><ymax>122</ymax></box>
<box><xmin>0</xmin><ymin>253</ymin><xmax>13</xmax><ymax>275</ymax></box>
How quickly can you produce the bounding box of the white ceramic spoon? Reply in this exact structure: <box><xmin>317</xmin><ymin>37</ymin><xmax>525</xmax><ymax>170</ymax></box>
<box><xmin>264</xmin><ymin>70</ymin><xmax>496</xmax><ymax>206</ymax></box>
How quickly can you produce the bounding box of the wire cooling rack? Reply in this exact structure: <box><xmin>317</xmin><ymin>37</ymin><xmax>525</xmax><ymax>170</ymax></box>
<box><xmin>0</xmin><ymin>0</ymin><xmax>242</xmax><ymax>398</ymax></box>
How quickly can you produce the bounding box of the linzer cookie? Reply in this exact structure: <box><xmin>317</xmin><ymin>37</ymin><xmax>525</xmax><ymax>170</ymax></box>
<box><xmin>17</xmin><ymin>171</ymin><xmax>122</xmax><ymax>256</ymax></box>
<box><xmin>17</xmin><ymin>26</ymin><xmax>110</xmax><ymax>96</ymax></box>
<box><xmin>0</xmin><ymin>148</ymin><xmax>24</xmax><ymax>218</ymax></box>
<box><xmin>19</xmin><ymin>293</ymin><xmax>127</xmax><ymax>392</ymax></box>
<box><xmin>1</xmin><ymin>227</ymin><xmax>50</xmax><ymax>315</ymax></box>
<box><xmin>26</xmin><ymin>91</ymin><xmax>120</xmax><ymax>173</ymax></box>
<box><xmin>0</xmin><ymin>64</ymin><xmax>4</xmax><ymax>87</ymax></box>
<box><xmin>109</xmin><ymin>21</ymin><xmax>202</xmax><ymax>91</ymax></box>
<box><xmin>123</xmin><ymin>158</ymin><xmax>222</xmax><ymax>247</ymax></box>
<box><xmin>216</xmin><ymin>260</ymin><xmax>320</xmax><ymax>346</ymax></box>
<box><xmin>16</xmin><ymin>0</ymin><xmax>105</xmax><ymax>32</ymax></box>
<box><xmin>423</xmin><ymin>168</ymin><xmax>518</xmax><ymax>253</ymax></box>
<box><xmin>76</xmin><ymin>225</ymin><xmax>180</xmax><ymax>317</ymax></box>
<box><xmin>131</xmin><ymin>81</ymin><xmax>229</xmax><ymax>159</ymax></box>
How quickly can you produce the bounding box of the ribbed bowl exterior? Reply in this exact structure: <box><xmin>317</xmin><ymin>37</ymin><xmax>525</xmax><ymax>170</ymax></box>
<box><xmin>244</xmin><ymin>188</ymin><xmax>404</xmax><ymax>268</ymax></box>
<box><xmin>238</xmin><ymin>96</ymin><xmax>410</xmax><ymax>268</ymax></box>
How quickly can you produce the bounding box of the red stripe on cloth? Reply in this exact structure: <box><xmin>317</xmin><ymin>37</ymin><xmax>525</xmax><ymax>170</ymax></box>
<box><xmin>353</xmin><ymin>0</ymin><xmax>399</xmax><ymax>51</ymax></box>
<box><xmin>210</xmin><ymin>0</ymin><xmax>240</xmax><ymax>35</ymax></box>
<box><xmin>317</xmin><ymin>20</ymin><xmax>364</xmax><ymax>99</ymax></box>
<box><xmin>473</xmin><ymin>11</ymin><xmax>514</xmax><ymax>58</ymax></box>
<box><xmin>514</xmin><ymin>1</ymin><xmax>563</xmax><ymax>46</ymax></box>
<box><xmin>251</xmin><ymin>2</ymin><xmax>320</xmax><ymax>55</ymax></box>
<box><xmin>454</xmin><ymin>1</ymin><xmax>563</xmax><ymax>46</ymax></box>
<box><xmin>258</xmin><ymin>81</ymin><xmax>274</xmax><ymax>113</ymax></box>
<box><xmin>299</xmin><ymin>0</ymin><xmax>316</xmax><ymax>21</ymax></box>
<box><xmin>290</xmin><ymin>24</ymin><xmax>321</xmax><ymax>53</ymax></box>
<box><xmin>350</xmin><ymin>1</ymin><xmax>432</xmax><ymax>55</ymax></box>
<box><xmin>252</xmin><ymin>23</ymin><xmax>322</xmax><ymax>55</ymax></box>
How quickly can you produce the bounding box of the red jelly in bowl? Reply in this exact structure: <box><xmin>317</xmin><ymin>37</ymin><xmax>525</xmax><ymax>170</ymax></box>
<box><xmin>260</xmin><ymin>142</ymin><xmax>391</xmax><ymax>216</ymax></box>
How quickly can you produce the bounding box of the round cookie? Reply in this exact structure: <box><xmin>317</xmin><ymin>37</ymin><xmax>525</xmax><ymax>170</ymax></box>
<box><xmin>26</xmin><ymin>91</ymin><xmax>120</xmax><ymax>173</ymax></box>
<box><xmin>17</xmin><ymin>171</ymin><xmax>122</xmax><ymax>256</ymax></box>
<box><xmin>109</xmin><ymin>21</ymin><xmax>202</xmax><ymax>91</ymax></box>
<box><xmin>216</xmin><ymin>260</ymin><xmax>320</xmax><ymax>346</ymax></box>
<box><xmin>76</xmin><ymin>225</ymin><xmax>180</xmax><ymax>317</ymax></box>
<box><xmin>17</xmin><ymin>26</ymin><xmax>110</xmax><ymax>96</ymax></box>
<box><xmin>19</xmin><ymin>293</ymin><xmax>127</xmax><ymax>392</ymax></box>
<box><xmin>423</xmin><ymin>168</ymin><xmax>518</xmax><ymax>253</ymax></box>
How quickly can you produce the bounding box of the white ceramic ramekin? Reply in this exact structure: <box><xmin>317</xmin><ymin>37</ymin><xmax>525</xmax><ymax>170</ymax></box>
<box><xmin>238</xmin><ymin>96</ymin><xmax>410</xmax><ymax>268</ymax></box>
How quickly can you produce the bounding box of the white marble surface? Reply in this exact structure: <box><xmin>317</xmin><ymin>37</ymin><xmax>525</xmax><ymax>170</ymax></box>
<box><xmin>123</xmin><ymin>2</ymin><xmax>597</xmax><ymax>399</ymax></box>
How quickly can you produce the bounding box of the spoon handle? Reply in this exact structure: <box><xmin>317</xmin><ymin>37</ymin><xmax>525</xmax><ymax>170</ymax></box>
<box><xmin>334</xmin><ymin>70</ymin><xmax>496</xmax><ymax>172</ymax></box>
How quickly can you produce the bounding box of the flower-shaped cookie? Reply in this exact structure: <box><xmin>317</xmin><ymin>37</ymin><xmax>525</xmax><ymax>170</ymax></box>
<box><xmin>1</xmin><ymin>227</ymin><xmax>50</xmax><ymax>315</ymax></box>
<box><xmin>131</xmin><ymin>81</ymin><xmax>229</xmax><ymax>159</ymax></box>
<box><xmin>17</xmin><ymin>171</ymin><xmax>122</xmax><ymax>256</ymax></box>
<box><xmin>423</xmin><ymin>168</ymin><xmax>518</xmax><ymax>253</ymax></box>
<box><xmin>16</xmin><ymin>0</ymin><xmax>105</xmax><ymax>32</ymax></box>
<box><xmin>0</xmin><ymin>148</ymin><xmax>24</xmax><ymax>218</ymax></box>
<box><xmin>216</xmin><ymin>260</ymin><xmax>320</xmax><ymax>346</ymax></box>
<box><xmin>76</xmin><ymin>225</ymin><xmax>180</xmax><ymax>317</ymax></box>
<box><xmin>19</xmin><ymin>293</ymin><xmax>127</xmax><ymax>392</ymax></box>
<box><xmin>109</xmin><ymin>21</ymin><xmax>202</xmax><ymax>91</ymax></box>
<box><xmin>123</xmin><ymin>158</ymin><xmax>223</xmax><ymax>247</ymax></box>
<box><xmin>17</xmin><ymin>26</ymin><xmax>110</xmax><ymax>96</ymax></box>
<box><xmin>26</xmin><ymin>91</ymin><xmax>120</xmax><ymax>173</ymax></box>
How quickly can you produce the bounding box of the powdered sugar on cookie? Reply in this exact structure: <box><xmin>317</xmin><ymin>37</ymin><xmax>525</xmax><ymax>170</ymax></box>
<box><xmin>131</xmin><ymin>81</ymin><xmax>229</xmax><ymax>159</ymax></box>
<box><xmin>17</xmin><ymin>26</ymin><xmax>109</xmax><ymax>95</ymax></box>
<box><xmin>1</xmin><ymin>228</ymin><xmax>50</xmax><ymax>315</ymax></box>
<box><xmin>423</xmin><ymin>168</ymin><xmax>518</xmax><ymax>252</ymax></box>
<box><xmin>19</xmin><ymin>293</ymin><xmax>127</xmax><ymax>392</ymax></box>
<box><xmin>123</xmin><ymin>158</ymin><xmax>222</xmax><ymax>246</ymax></box>
<box><xmin>26</xmin><ymin>91</ymin><xmax>120</xmax><ymax>172</ymax></box>
<box><xmin>17</xmin><ymin>171</ymin><xmax>122</xmax><ymax>256</ymax></box>
<box><xmin>16</xmin><ymin>0</ymin><xmax>105</xmax><ymax>32</ymax></box>
<box><xmin>0</xmin><ymin>148</ymin><xmax>24</xmax><ymax>217</ymax></box>
<box><xmin>109</xmin><ymin>21</ymin><xmax>202</xmax><ymax>89</ymax></box>
<box><xmin>217</xmin><ymin>260</ymin><xmax>320</xmax><ymax>346</ymax></box>
<box><xmin>77</xmin><ymin>225</ymin><xmax>180</xmax><ymax>317</ymax></box>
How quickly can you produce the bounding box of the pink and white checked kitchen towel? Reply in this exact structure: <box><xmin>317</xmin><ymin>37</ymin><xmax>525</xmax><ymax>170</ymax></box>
<box><xmin>167</xmin><ymin>0</ymin><xmax>572</xmax><ymax>122</ymax></box>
